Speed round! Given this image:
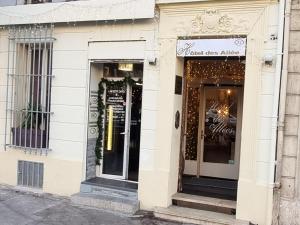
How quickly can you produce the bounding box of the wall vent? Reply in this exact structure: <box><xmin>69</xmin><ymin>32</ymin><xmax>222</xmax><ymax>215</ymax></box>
<box><xmin>17</xmin><ymin>160</ymin><xmax>44</xmax><ymax>188</ymax></box>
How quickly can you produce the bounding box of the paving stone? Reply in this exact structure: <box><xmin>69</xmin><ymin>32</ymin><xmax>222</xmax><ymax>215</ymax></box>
<box><xmin>0</xmin><ymin>186</ymin><xmax>184</xmax><ymax>225</ymax></box>
<box><xmin>0</xmin><ymin>188</ymin><xmax>19</xmax><ymax>201</ymax></box>
<box><xmin>0</xmin><ymin>204</ymin><xmax>34</xmax><ymax>225</ymax></box>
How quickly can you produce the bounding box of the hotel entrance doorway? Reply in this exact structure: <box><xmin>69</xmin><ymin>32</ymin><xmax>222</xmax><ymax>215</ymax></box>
<box><xmin>181</xmin><ymin>58</ymin><xmax>245</xmax><ymax>199</ymax></box>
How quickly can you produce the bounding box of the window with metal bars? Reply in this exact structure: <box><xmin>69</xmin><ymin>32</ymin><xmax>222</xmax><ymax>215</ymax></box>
<box><xmin>5</xmin><ymin>26</ymin><xmax>54</xmax><ymax>154</ymax></box>
<box><xmin>24</xmin><ymin>0</ymin><xmax>52</xmax><ymax>4</ymax></box>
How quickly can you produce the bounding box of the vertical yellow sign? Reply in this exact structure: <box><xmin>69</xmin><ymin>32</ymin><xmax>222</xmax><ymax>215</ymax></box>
<box><xmin>107</xmin><ymin>105</ymin><xmax>113</xmax><ymax>151</ymax></box>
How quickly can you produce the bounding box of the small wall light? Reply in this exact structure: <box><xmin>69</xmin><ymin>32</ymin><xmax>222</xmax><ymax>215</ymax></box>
<box><xmin>147</xmin><ymin>53</ymin><xmax>157</xmax><ymax>65</ymax></box>
<box><xmin>263</xmin><ymin>54</ymin><xmax>274</xmax><ymax>66</ymax></box>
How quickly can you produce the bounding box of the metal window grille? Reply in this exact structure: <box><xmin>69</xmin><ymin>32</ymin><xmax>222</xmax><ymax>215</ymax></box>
<box><xmin>25</xmin><ymin>0</ymin><xmax>52</xmax><ymax>4</ymax></box>
<box><xmin>17</xmin><ymin>160</ymin><xmax>44</xmax><ymax>188</ymax></box>
<box><xmin>5</xmin><ymin>25</ymin><xmax>55</xmax><ymax>155</ymax></box>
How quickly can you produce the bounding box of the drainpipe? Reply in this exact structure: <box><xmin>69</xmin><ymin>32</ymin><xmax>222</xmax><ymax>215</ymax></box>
<box><xmin>272</xmin><ymin>0</ymin><xmax>291</xmax><ymax>223</ymax></box>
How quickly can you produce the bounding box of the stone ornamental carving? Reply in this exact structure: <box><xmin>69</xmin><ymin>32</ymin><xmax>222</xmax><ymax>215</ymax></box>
<box><xmin>90</xmin><ymin>96</ymin><xmax>98</xmax><ymax>106</ymax></box>
<box><xmin>89</xmin><ymin>127</ymin><xmax>97</xmax><ymax>135</ymax></box>
<box><xmin>191</xmin><ymin>10</ymin><xmax>250</xmax><ymax>34</ymax></box>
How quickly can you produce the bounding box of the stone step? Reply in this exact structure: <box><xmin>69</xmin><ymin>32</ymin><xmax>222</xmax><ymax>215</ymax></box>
<box><xmin>154</xmin><ymin>205</ymin><xmax>249</xmax><ymax>225</ymax></box>
<box><xmin>71</xmin><ymin>182</ymin><xmax>139</xmax><ymax>215</ymax></box>
<box><xmin>82</xmin><ymin>177</ymin><xmax>138</xmax><ymax>193</ymax></box>
<box><xmin>80</xmin><ymin>183</ymin><xmax>138</xmax><ymax>199</ymax></box>
<box><xmin>172</xmin><ymin>193</ymin><xmax>236</xmax><ymax>214</ymax></box>
<box><xmin>182</xmin><ymin>176</ymin><xmax>237</xmax><ymax>200</ymax></box>
<box><xmin>71</xmin><ymin>192</ymin><xmax>139</xmax><ymax>215</ymax></box>
<box><xmin>182</xmin><ymin>184</ymin><xmax>237</xmax><ymax>200</ymax></box>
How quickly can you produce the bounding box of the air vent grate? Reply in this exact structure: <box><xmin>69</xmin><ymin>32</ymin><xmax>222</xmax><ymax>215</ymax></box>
<box><xmin>17</xmin><ymin>160</ymin><xmax>44</xmax><ymax>188</ymax></box>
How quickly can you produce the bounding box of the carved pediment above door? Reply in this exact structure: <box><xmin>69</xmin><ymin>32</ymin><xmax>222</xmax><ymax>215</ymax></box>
<box><xmin>190</xmin><ymin>10</ymin><xmax>251</xmax><ymax>35</ymax></box>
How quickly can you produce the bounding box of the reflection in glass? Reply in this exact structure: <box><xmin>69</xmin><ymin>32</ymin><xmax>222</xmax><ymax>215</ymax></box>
<box><xmin>128</xmin><ymin>85</ymin><xmax>142</xmax><ymax>181</ymax></box>
<box><xmin>102</xmin><ymin>85</ymin><xmax>127</xmax><ymax>176</ymax></box>
<box><xmin>203</xmin><ymin>88</ymin><xmax>238</xmax><ymax>164</ymax></box>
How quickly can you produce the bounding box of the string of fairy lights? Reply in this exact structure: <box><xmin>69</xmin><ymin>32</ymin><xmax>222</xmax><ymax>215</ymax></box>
<box><xmin>186</xmin><ymin>59</ymin><xmax>245</xmax><ymax>86</ymax></box>
<box><xmin>185</xmin><ymin>87</ymin><xmax>200</xmax><ymax>160</ymax></box>
<box><xmin>184</xmin><ymin>60</ymin><xmax>243</xmax><ymax>160</ymax></box>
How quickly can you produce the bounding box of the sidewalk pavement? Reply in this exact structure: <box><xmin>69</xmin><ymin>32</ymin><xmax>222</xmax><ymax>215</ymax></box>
<box><xmin>0</xmin><ymin>185</ymin><xmax>187</xmax><ymax>225</ymax></box>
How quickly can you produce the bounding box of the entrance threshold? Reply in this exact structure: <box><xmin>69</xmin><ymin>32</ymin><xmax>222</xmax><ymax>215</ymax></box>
<box><xmin>154</xmin><ymin>205</ymin><xmax>248</xmax><ymax>225</ymax></box>
<box><xmin>154</xmin><ymin>193</ymin><xmax>247</xmax><ymax>225</ymax></box>
<box><xmin>172</xmin><ymin>193</ymin><xmax>236</xmax><ymax>215</ymax></box>
<box><xmin>82</xmin><ymin>177</ymin><xmax>138</xmax><ymax>193</ymax></box>
<box><xmin>182</xmin><ymin>176</ymin><xmax>237</xmax><ymax>200</ymax></box>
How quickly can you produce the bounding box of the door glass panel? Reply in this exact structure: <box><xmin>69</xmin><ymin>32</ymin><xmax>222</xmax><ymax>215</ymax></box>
<box><xmin>128</xmin><ymin>85</ymin><xmax>142</xmax><ymax>181</ymax></box>
<box><xmin>102</xmin><ymin>84</ymin><xmax>127</xmax><ymax>176</ymax></box>
<box><xmin>203</xmin><ymin>88</ymin><xmax>238</xmax><ymax>164</ymax></box>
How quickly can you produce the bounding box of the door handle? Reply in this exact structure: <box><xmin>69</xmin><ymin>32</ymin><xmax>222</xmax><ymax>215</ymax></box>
<box><xmin>120</xmin><ymin>131</ymin><xmax>128</xmax><ymax>135</ymax></box>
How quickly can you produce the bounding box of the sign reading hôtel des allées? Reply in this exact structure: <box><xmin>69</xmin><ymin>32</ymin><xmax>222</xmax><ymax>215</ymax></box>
<box><xmin>176</xmin><ymin>38</ymin><xmax>246</xmax><ymax>57</ymax></box>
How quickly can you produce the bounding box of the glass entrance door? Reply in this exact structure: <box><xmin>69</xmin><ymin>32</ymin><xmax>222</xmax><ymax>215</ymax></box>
<box><xmin>102</xmin><ymin>83</ymin><xmax>128</xmax><ymax>178</ymax></box>
<box><xmin>199</xmin><ymin>87</ymin><xmax>242</xmax><ymax>179</ymax></box>
<box><xmin>100</xmin><ymin>82</ymin><xmax>142</xmax><ymax>181</ymax></box>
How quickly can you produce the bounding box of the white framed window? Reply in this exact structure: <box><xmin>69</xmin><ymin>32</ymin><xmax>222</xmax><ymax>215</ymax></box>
<box><xmin>5</xmin><ymin>26</ymin><xmax>55</xmax><ymax>154</ymax></box>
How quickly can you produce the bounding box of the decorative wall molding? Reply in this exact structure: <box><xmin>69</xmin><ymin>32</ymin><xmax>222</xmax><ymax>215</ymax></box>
<box><xmin>88</xmin><ymin>90</ymin><xmax>99</xmax><ymax>139</ymax></box>
<box><xmin>190</xmin><ymin>10</ymin><xmax>250</xmax><ymax>34</ymax></box>
<box><xmin>161</xmin><ymin>7</ymin><xmax>266</xmax><ymax>37</ymax></box>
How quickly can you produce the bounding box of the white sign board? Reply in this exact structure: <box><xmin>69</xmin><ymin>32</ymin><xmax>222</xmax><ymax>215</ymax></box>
<box><xmin>176</xmin><ymin>38</ymin><xmax>246</xmax><ymax>57</ymax></box>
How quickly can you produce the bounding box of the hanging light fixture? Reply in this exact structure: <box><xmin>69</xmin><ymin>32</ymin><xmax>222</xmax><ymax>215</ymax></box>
<box><xmin>118</xmin><ymin>63</ymin><xmax>133</xmax><ymax>72</ymax></box>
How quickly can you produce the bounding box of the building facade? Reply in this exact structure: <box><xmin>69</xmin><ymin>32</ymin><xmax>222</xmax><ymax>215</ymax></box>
<box><xmin>0</xmin><ymin>0</ymin><xmax>290</xmax><ymax>225</ymax></box>
<box><xmin>0</xmin><ymin>0</ymin><xmax>157</xmax><ymax>195</ymax></box>
<box><xmin>273</xmin><ymin>0</ymin><xmax>300</xmax><ymax>224</ymax></box>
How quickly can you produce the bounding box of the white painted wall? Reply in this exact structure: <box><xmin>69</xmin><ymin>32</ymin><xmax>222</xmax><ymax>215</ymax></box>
<box><xmin>0</xmin><ymin>17</ymin><xmax>159</xmax><ymax>196</ymax></box>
